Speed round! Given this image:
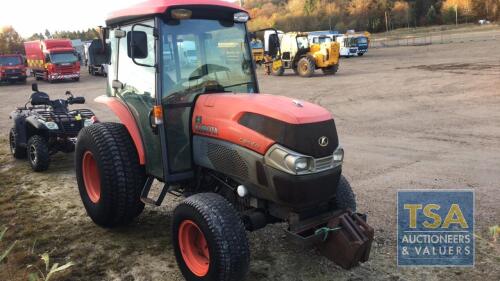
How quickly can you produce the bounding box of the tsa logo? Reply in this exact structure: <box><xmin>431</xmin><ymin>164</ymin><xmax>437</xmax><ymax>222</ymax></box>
<box><xmin>397</xmin><ymin>190</ymin><xmax>474</xmax><ymax>266</ymax></box>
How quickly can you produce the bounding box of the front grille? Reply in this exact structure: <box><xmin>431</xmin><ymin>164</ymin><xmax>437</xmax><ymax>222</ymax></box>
<box><xmin>315</xmin><ymin>156</ymin><xmax>334</xmax><ymax>171</ymax></box>
<box><xmin>207</xmin><ymin>142</ymin><xmax>249</xmax><ymax>179</ymax></box>
<box><xmin>61</xmin><ymin>121</ymin><xmax>82</xmax><ymax>134</ymax></box>
<box><xmin>6</xmin><ymin>69</ymin><xmax>21</xmax><ymax>74</ymax></box>
<box><xmin>56</xmin><ymin>65</ymin><xmax>76</xmax><ymax>74</ymax></box>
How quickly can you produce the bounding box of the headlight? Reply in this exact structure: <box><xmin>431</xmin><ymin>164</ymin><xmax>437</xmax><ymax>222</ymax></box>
<box><xmin>285</xmin><ymin>155</ymin><xmax>312</xmax><ymax>173</ymax></box>
<box><xmin>42</xmin><ymin>120</ymin><xmax>59</xmax><ymax>130</ymax></box>
<box><xmin>234</xmin><ymin>12</ymin><xmax>249</xmax><ymax>23</ymax></box>
<box><xmin>333</xmin><ymin>146</ymin><xmax>344</xmax><ymax>163</ymax></box>
<box><xmin>265</xmin><ymin>144</ymin><xmax>314</xmax><ymax>175</ymax></box>
<box><xmin>84</xmin><ymin>119</ymin><xmax>93</xmax><ymax>127</ymax></box>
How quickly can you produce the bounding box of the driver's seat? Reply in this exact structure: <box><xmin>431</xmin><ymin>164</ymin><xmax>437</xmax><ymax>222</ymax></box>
<box><xmin>30</xmin><ymin>92</ymin><xmax>50</xmax><ymax>106</ymax></box>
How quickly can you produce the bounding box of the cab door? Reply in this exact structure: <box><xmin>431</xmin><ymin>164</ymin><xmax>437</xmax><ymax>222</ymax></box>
<box><xmin>112</xmin><ymin>20</ymin><xmax>164</xmax><ymax>179</ymax></box>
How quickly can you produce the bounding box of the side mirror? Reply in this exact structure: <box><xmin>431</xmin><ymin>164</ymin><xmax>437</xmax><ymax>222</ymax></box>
<box><xmin>127</xmin><ymin>31</ymin><xmax>148</xmax><ymax>59</ymax></box>
<box><xmin>32</xmin><ymin>83</ymin><xmax>39</xmax><ymax>92</ymax></box>
<box><xmin>128</xmin><ymin>23</ymin><xmax>156</xmax><ymax>68</ymax></box>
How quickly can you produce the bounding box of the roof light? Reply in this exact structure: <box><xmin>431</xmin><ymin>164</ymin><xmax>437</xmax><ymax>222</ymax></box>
<box><xmin>234</xmin><ymin>12</ymin><xmax>249</xmax><ymax>23</ymax></box>
<box><xmin>171</xmin><ymin>9</ymin><xmax>192</xmax><ymax>20</ymax></box>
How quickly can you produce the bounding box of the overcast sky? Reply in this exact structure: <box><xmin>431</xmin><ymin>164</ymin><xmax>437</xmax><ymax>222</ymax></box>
<box><xmin>1</xmin><ymin>0</ymin><xmax>238</xmax><ymax>38</ymax></box>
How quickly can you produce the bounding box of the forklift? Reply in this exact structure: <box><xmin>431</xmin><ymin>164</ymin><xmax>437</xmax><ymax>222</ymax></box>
<box><xmin>259</xmin><ymin>28</ymin><xmax>341</xmax><ymax>77</ymax></box>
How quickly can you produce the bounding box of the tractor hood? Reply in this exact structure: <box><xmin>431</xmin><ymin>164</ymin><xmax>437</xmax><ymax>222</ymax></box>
<box><xmin>192</xmin><ymin>93</ymin><xmax>339</xmax><ymax>157</ymax></box>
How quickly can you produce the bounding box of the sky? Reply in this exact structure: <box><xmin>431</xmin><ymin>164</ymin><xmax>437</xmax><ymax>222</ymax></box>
<box><xmin>1</xmin><ymin>0</ymin><xmax>238</xmax><ymax>38</ymax></box>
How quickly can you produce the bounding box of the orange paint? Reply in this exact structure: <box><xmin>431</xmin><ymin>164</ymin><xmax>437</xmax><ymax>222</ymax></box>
<box><xmin>192</xmin><ymin>94</ymin><xmax>333</xmax><ymax>155</ymax></box>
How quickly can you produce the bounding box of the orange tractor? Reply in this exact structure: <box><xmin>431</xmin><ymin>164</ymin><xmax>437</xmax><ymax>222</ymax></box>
<box><xmin>77</xmin><ymin>1</ymin><xmax>373</xmax><ymax>280</ymax></box>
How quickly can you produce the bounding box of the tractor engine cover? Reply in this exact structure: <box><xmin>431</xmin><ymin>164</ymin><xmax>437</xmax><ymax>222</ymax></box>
<box><xmin>191</xmin><ymin>93</ymin><xmax>339</xmax><ymax>157</ymax></box>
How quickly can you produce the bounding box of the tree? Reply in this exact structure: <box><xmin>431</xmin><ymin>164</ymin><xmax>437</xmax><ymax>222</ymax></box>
<box><xmin>426</xmin><ymin>5</ymin><xmax>438</xmax><ymax>24</ymax></box>
<box><xmin>0</xmin><ymin>26</ymin><xmax>24</xmax><ymax>54</ymax></box>
<box><xmin>392</xmin><ymin>1</ymin><xmax>411</xmax><ymax>27</ymax></box>
<box><xmin>28</xmin><ymin>33</ymin><xmax>45</xmax><ymax>40</ymax></box>
<box><xmin>44</xmin><ymin>29</ymin><xmax>51</xmax><ymax>39</ymax></box>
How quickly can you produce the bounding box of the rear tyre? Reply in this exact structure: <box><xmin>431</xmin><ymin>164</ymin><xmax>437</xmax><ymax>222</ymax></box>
<box><xmin>9</xmin><ymin>128</ymin><xmax>26</xmax><ymax>159</ymax></box>
<box><xmin>75</xmin><ymin>122</ymin><xmax>146</xmax><ymax>227</ymax></box>
<box><xmin>173</xmin><ymin>193</ymin><xmax>250</xmax><ymax>281</ymax></box>
<box><xmin>297</xmin><ymin>56</ymin><xmax>315</xmax><ymax>77</ymax></box>
<box><xmin>335</xmin><ymin>175</ymin><xmax>356</xmax><ymax>211</ymax></box>
<box><xmin>27</xmin><ymin>135</ymin><xmax>50</xmax><ymax>172</ymax></box>
<box><xmin>321</xmin><ymin>64</ymin><xmax>339</xmax><ymax>75</ymax></box>
<box><xmin>271</xmin><ymin>66</ymin><xmax>284</xmax><ymax>76</ymax></box>
<box><xmin>358</xmin><ymin>53</ymin><xmax>364</xmax><ymax>56</ymax></box>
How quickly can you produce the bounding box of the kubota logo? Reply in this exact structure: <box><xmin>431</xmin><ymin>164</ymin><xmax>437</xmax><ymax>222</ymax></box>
<box><xmin>318</xmin><ymin>136</ymin><xmax>329</xmax><ymax>147</ymax></box>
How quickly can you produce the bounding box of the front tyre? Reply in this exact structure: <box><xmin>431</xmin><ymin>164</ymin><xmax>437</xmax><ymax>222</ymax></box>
<box><xmin>27</xmin><ymin>135</ymin><xmax>50</xmax><ymax>171</ymax></box>
<box><xmin>335</xmin><ymin>175</ymin><xmax>357</xmax><ymax>211</ymax></box>
<box><xmin>9</xmin><ymin>128</ymin><xmax>26</xmax><ymax>159</ymax></box>
<box><xmin>297</xmin><ymin>56</ymin><xmax>315</xmax><ymax>77</ymax></box>
<box><xmin>321</xmin><ymin>64</ymin><xmax>339</xmax><ymax>75</ymax></box>
<box><xmin>75</xmin><ymin>122</ymin><xmax>146</xmax><ymax>227</ymax></box>
<box><xmin>173</xmin><ymin>193</ymin><xmax>250</xmax><ymax>281</ymax></box>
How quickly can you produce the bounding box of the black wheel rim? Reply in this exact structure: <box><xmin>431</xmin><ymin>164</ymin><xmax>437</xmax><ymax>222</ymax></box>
<box><xmin>9</xmin><ymin>132</ymin><xmax>16</xmax><ymax>154</ymax></box>
<box><xmin>29</xmin><ymin>144</ymin><xmax>37</xmax><ymax>165</ymax></box>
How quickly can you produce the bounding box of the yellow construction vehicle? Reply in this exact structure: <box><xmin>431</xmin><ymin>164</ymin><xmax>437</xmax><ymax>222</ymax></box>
<box><xmin>250</xmin><ymin>38</ymin><xmax>264</xmax><ymax>65</ymax></box>
<box><xmin>260</xmin><ymin>29</ymin><xmax>340</xmax><ymax>77</ymax></box>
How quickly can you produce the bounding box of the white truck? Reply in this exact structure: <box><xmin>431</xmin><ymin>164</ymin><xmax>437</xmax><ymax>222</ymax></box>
<box><xmin>308</xmin><ymin>31</ymin><xmax>358</xmax><ymax>57</ymax></box>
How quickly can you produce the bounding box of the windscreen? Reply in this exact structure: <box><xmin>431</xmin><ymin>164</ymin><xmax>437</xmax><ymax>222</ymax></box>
<box><xmin>0</xmin><ymin>56</ymin><xmax>22</xmax><ymax>66</ymax></box>
<box><xmin>50</xmin><ymin>52</ymin><xmax>78</xmax><ymax>64</ymax></box>
<box><xmin>251</xmin><ymin>40</ymin><xmax>263</xmax><ymax>49</ymax></box>
<box><xmin>357</xmin><ymin>37</ymin><xmax>368</xmax><ymax>44</ymax></box>
<box><xmin>161</xmin><ymin>19</ymin><xmax>257</xmax><ymax>101</ymax></box>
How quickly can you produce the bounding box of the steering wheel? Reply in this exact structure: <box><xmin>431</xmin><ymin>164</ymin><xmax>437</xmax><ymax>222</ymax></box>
<box><xmin>188</xmin><ymin>64</ymin><xmax>230</xmax><ymax>81</ymax></box>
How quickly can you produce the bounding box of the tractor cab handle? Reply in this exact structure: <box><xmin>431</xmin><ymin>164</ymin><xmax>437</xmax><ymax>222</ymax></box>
<box><xmin>148</xmin><ymin>108</ymin><xmax>158</xmax><ymax>135</ymax></box>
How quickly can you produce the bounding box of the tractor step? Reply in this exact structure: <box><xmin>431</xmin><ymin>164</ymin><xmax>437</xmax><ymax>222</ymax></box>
<box><xmin>285</xmin><ymin>211</ymin><xmax>373</xmax><ymax>269</ymax></box>
<box><xmin>140</xmin><ymin>177</ymin><xmax>169</xmax><ymax>206</ymax></box>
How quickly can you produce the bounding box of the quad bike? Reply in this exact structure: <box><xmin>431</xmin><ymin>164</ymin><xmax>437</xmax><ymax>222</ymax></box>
<box><xmin>9</xmin><ymin>83</ymin><xmax>97</xmax><ymax>171</ymax></box>
<box><xmin>76</xmin><ymin>1</ymin><xmax>373</xmax><ymax>281</ymax></box>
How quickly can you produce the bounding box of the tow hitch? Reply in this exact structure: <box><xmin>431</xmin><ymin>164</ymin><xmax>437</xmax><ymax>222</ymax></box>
<box><xmin>286</xmin><ymin>210</ymin><xmax>374</xmax><ymax>269</ymax></box>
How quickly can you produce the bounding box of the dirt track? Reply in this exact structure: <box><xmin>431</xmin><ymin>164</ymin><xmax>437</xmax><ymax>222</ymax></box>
<box><xmin>1</xmin><ymin>31</ymin><xmax>500</xmax><ymax>280</ymax></box>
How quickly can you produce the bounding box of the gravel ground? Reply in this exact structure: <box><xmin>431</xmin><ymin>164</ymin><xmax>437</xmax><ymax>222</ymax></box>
<box><xmin>0</xmin><ymin>29</ymin><xmax>499</xmax><ymax>281</ymax></box>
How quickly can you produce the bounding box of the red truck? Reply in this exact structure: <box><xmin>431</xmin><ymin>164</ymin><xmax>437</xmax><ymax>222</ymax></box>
<box><xmin>0</xmin><ymin>54</ymin><xmax>27</xmax><ymax>84</ymax></box>
<box><xmin>24</xmin><ymin>39</ymin><xmax>80</xmax><ymax>83</ymax></box>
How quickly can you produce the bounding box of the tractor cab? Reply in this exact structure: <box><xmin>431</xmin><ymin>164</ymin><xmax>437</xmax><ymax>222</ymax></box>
<box><xmin>94</xmin><ymin>1</ymin><xmax>258</xmax><ymax>181</ymax></box>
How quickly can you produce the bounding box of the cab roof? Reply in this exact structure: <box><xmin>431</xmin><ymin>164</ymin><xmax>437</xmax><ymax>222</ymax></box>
<box><xmin>106</xmin><ymin>0</ymin><xmax>246</xmax><ymax>26</ymax></box>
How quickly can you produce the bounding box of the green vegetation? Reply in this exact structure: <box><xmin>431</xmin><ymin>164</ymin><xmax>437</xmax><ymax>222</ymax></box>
<box><xmin>0</xmin><ymin>226</ymin><xmax>17</xmax><ymax>264</ymax></box>
<box><xmin>28</xmin><ymin>253</ymin><xmax>74</xmax><ymax>281</ymax></box>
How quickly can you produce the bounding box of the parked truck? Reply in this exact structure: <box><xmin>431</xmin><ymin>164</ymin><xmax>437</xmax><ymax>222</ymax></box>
<box><xmin>24</xmin><ymin>39</ymin><xmax>80</xmax><ymax>83</ymax></box>
<box><xmin>86</xmin><ymin>39</ymin><xmax>110</xmax><ymax>77</ymax></box>
<box><xmin>0</xmin><ymin>54</ymin><xmax>27</xmax><ymax>84</ymax></box>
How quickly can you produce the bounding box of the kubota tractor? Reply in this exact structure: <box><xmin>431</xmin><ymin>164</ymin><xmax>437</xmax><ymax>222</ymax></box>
<box><xmin>261</xmin><ymin>29</ymin><xmax>341</xmax><ymax>77</ymax></box>
<box><xmin>77</xmin><ymin>1</ymin><xmax>373</xmax><ymax>280</ymax></box>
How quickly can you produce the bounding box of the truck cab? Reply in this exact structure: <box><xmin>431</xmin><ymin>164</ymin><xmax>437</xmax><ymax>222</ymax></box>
<box><xmin>335</xmin><ymin>35</ymin><xmax>358</xmax><ymax>57</ymax></box>
<box><xmin>0</xmin><ymin>54</ymin><xmax>27</xmax><ymax>84</ymax></box>
<box><xmin>24</xmin><ymin>39</ymin><xmax>81</xmax><ymax>83</ymax></box>
<box><xmin>354</xmin><ymin>35</ymin><xmax>369</xmax><ymax>56</ymax></box>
